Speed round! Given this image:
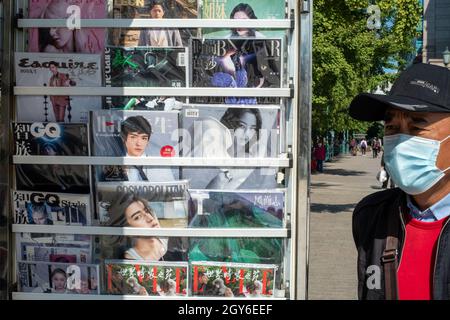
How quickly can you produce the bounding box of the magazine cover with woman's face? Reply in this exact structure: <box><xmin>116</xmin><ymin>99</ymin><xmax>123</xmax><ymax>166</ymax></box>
<box><xmin>200</xmin><ymin>0</ymin><xmax>288</xmax><ymax>38</ymax></box>
<box><xmin>17</xmin><ymin>261</ymin><xmax>100</xmax><ymax>295</ymax></box>
<box><xmin>14</xmin><ymin>52</ymin><xmax>102</xmax><ymax>123</ymax></box>
<box><xmin>28</xmin><ymin>0</ymin><xmax>106</xmax><ymax>54</ymax></box>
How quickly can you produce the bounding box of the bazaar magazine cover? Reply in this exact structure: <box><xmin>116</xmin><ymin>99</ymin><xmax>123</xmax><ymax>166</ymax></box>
<box><xmin>28</xmin><ymin>0</ymin><xmax>106</xmax><ymax>53</ymax></box>
<box><xmin>16</xmin><ymin>232</ymin><xmax>93</xmax><ymax>264</ymax></box>
<box><xmin>12</xmin><ymin>190</ymin><xmax>92</xmax><ymax>226</ymax></box>
<box><xmin>12</xmin><ymin>122</ymin><xmax>89</xmax><ymax>156</ymax></box>
<box><xmin>110</xmin><ymin>0</ymin><xmax>198</xmax><ymax>47</ymax></box>
<box><xmin>91</xmin><ymin>109</ymin><xmax>180</xmax><ymax>182</ymax></box>
<box><xmin>104</xmin><ymin>46</ymin><xmax>187</xmax><ymax>108</ymax></box>
<box><xmin>200</xmin><ymin>0</ymin><xmax>287</xmax><ymax>37</ymax></box>
<box><xmin>191</xmin><ymin>261</ymin><xmax>277</xmax><ymax>298</ymax></box>
<box><xmin>190</xmin><ymin>38</ymin><xmax>283</xmax><ymax>104</ymax></box>
<box><xmin>188</xmin><ymin>189</ymin><xmax>284</xmax><ymax>228</ymax></box>
<box><xmin>105</xmin><ymin>260</ymin><xmax>188</xmax><ymax>296</ymax></box>
<box><xmin>17</xmin><ymin>261</ymin><xmax>100</xmax><ymax>294</ymax></box>
<box><xmin>15</xmin><ymin>52</ymin><xmax>102</xmax><ymax>123</ymax></box>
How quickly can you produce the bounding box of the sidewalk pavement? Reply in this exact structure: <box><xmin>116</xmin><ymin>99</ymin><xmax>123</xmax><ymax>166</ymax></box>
<box><xmin>308</xmin><ymin>153</ymin><xmax>383</xmax><ymax>300</ymax></box>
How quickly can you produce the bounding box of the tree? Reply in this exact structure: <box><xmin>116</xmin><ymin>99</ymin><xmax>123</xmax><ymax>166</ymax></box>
<box><xmin>312</xmin><ymin>0</ymin><xmax>422</xmax><ymax>136</ymax></box>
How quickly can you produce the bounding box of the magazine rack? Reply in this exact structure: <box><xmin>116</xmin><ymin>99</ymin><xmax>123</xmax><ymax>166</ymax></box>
<box><xmin>1</xmin><ymin>0</ymin><xmax>312</xmax><ymax>300</ymax></box>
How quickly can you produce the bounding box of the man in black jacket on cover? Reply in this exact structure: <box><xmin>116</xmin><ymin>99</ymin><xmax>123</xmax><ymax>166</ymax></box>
<box><xmin>349</xmin><ymin>63</ymin><xmax>449</xmax><ymax>300</ymax></box>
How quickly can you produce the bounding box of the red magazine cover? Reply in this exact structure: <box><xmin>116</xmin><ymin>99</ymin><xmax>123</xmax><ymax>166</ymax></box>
<box><xmin>28</xmin><ymin>0</ymin><xmax>106</xmax><ymax>53</ymax></box>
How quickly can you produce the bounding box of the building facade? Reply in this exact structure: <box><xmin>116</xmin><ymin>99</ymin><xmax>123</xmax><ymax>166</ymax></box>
<box><xmin>423</xmin><ymin>0</ymin><xmax>450</xmax><ymax>66</ymax></box>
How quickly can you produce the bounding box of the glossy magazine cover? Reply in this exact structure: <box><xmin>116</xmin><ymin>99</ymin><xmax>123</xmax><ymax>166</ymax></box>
<box><xmin>191</xmin><ymin>261</ymin><xmax>277</xmax><ymax>298</ymax></box>
<box><xmin>180</xmin><ymin>105</ymin><xmax>280</xmax><ymax>158</ymax></box>
<box><xmin>17</xmin><ymin>261</ymin><xmax>100</xmax><ymax>294</ymax></box>
<box><xmin>28</xmin><ymin>0</ymin><xmax>106</xmax><ymax>53</ymax></box>
<box><xmin>110</xmin><ymin>0</ymin><xmax>198</xmax><ymax>47</ymax></box>
<box><xmin>200</xmin><ymin>0</ymin><xmax>287</xmax><ymax>37</ymax></box>
<box><xmin>14</xmin><ymin>52</ymin><xmax>102</xmax><ymax>123</ymax></box>
<box><xmin>188</xmin><ymin>189</ymin><xmax>284</xmax><ymax>228</ymax></box>
<box><xmin>15</xmin><ymin>164</ymin><xmax>91</xmax><ymax>194</ymax></box>
<box><xmin>190</xmin><ymin>38</ymin><xmax>282</xmax><ymax>104</ymax></box>
<box><xmin>12</xmin><ymin>122</ymin><xmax>89</xmax><ymax>156</ymax></box>
<box><xmin>96</xmin><ymin>180</ymin><xmax>190</xmax><ymax>227</ymax></box>
<box><xmin>105</xmin><ymin>260</ymin><xmax>188</xmax><ymax>296</ymax></box>
<box><xmin>12</xmin><ymin>190</ymin><xmax>91</xmax><ymax>226</ymax></box>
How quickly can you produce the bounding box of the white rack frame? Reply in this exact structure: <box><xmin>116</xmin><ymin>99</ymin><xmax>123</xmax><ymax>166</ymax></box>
<box><xmin>12</xmin><ymin>225</ymin><xmax>289</xmax><ymax>238</ymax></box>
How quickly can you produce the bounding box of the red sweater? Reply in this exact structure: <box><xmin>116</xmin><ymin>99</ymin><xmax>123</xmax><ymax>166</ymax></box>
<box><xmin>397</xmin><ymin>214</ymin><xmax>448</xmax><ymax>300</ymax></box>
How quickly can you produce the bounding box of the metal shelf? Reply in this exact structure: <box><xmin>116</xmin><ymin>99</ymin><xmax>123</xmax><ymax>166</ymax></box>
<box><xmin>17</xmin><ymin>18</ymin><xmax>293</xmax><ymax>29</ymax></box>
<box><xmin>13</xmin><ymin>155</ymin><xmax>291</xmax><ymax>168</ymax></box>
<box><xmin>13</xmin><ymin>86</ymin><xmax>293</xmax><ymax>98</ymax></box>
<box><xmin>12</xmin><ymin>225</ymin><xmax>289</xmax><ymax>238</ymax></box>
<box><xmin>12</xmin><ymin>292</ymin><xmax>287</xmax><ymax>300</ymax></box>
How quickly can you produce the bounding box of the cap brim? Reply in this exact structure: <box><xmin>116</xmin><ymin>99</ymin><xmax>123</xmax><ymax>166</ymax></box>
<box><xmin>349</xmin><ymin>93</ymin><xmax>448</xmax><ymax>121</ymax></box>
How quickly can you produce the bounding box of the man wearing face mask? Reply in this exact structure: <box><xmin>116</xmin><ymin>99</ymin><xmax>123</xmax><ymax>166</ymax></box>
<box><xmin>349</xmin><ymin>63</ymin><xmax>450</xmax><ymax>300</ymax></box>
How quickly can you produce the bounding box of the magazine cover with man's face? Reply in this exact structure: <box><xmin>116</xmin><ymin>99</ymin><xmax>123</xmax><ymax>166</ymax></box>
<box><xmin>191</xmin><ymin>261</ymin><xmax>277</xmax><ymax>298</ymax></box>
<box><xmin>12</xmin><ymin>190</ymin><xmax>92</xmax><ymax>226</ymax></box>
<box><xmin>105</xmin><ymin>260</ymin><xmax>188</xmax><ymax>296</ymax></box>
<box><xmin>110</xmin><ymin>0</ymin><xmax>198</xmax><ymax>47</ymax></box>
<box><xmin>15</xmin><ymin>52</ymin><xmax>102</xmax><ymax>123</ymax></box>
<box><xmin>28</xmin><ymin>0</ymin><xmax>106</xmax><ymax>54</ymax></box>
<box><xmin>17</xmin><ymin>261</ymin><xmax>100</xmax><ymax>295</ymax></box>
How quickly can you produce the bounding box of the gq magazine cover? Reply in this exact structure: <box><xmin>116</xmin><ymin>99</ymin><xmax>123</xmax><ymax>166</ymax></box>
<box><xmin>17</xmin><ymin>261</ymin><xmax>100</xmax><ymax>295</ymax></box>
<box><xmin>91</xmin><ymin>110</ymin><xmax>180</xmax><ymax>182</ymax></box>
<box><xmin>110</xmin><ymin>0</ymin><xmax>198</xmax><ymax>47</ymax></box>
<box><xmin>104</xmin><ymin>260</ymin><xmax>188</xmax><ymax>296</ymax></box>
<box><xmin>180</xmin><ymin>105</ymin><xmax>280</xmax><ymax>190</ymax></box>
<box><xmin>12</xmin><ymin>190</ymin><xmax>92</xmax><ymax>226</ymax></box>
<box><xmin>14</xmin><ymin>52</ymin><xmax>102</xmax><ymax>123</ymax></box>
<box><xmin>189</xmin><ymin>38</ymin><xmax>283</xmax><ymax>104</ymax></box>
<box><xmin>15</xmin><ymin>232</ymin><xmax>93</xmax><ymax>264</ymax></box>
<box><xmin>191</xmin><ymin>261</ymin><xmax>277</xmax><ymax>298</ymax></box>
<box><xmin>27</xmin><ymin>0</ymin><xmax>106</xmax><ymax>54</ymax></box>
<box><xmin>13</xmin><ymin>121</ymin><xmax>91</xmax><ymax>194</ymax></box>
<box><xmin>104</xmin><ymin>46</ymin><xmax>187</xmax><ymax>109</ymax></box>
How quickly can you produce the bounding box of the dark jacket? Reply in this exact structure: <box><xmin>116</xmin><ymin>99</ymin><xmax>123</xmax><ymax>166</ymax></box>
<box><xmin>353</xmin><ymin>188</ymin><xmax>450</xmax><ymax>300</ymax></box>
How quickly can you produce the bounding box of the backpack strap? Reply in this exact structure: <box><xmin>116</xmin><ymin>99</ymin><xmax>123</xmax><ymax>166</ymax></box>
<box><xmin>381</xmin><ymin>209</ymin><xmax>400</xmax><ymax>300</ymax></box>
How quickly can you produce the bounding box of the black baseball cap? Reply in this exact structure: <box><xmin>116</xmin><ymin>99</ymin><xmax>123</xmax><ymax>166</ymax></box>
<box><xmin>349</xmin><ymin>63</ymin><xmax>450</xmax><ymax>121</ymax></box>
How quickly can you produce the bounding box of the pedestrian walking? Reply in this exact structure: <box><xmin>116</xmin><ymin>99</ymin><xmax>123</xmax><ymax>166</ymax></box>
<box><xmin>314</xmin><ymin>141</ymin><xmax>326</xmax><ymax>173</ymax></box>
<box><xmin>349</xmin><ymin>63</ymin><xmax>450</xmax><ymax>300</ymax></box>
<box><xmin>360</xmin><ymin>138</ymin><xmax>367</xmax><ymax>155</ymax></box>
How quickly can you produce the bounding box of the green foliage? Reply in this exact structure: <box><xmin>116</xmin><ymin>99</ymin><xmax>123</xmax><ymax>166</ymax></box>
<box><xmin>312</xmin><ymin>0</ymin><xmax>422</xmax><ymax>135</ymax></box>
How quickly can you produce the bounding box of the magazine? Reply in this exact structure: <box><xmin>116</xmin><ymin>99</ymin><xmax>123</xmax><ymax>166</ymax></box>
<box><xmin>28</xmin><ymin>0</ymin><xmax>106</xmax><ymax>54</ymax></box>
<box><xmin>110</xmin><ymin>0</ymin><xmax>198</xmax><ymax>47</ymax></box>
<box><xmin>105</xmin><ymin>260</ymin><xmax>188</xmax><ymax>296</ymax></box>
<box><xmin>181</xmin><ymin>105</ymin><xmax>280</xmax><ymax>158</ymax></box>
<box><xmin>12</xmin><ymin>190</ymin><xmax>91</xmax><ymax>226</ymax></box>
<box><xmin>12</xmin><ymin>122</ymin><xmax>89</xmax><ymax>156</ymax></box>
<box><xmin>14</xmin><ymin>52</ymin><xmax>102</xmax><ymax>123</ymax></box>
<box><xmin>191</xmin><ymin>261</ymin><xmax>277</xmax><ymax>298</ymax></box>
<box><xmin>104</xmin><ymin>46</ymin><xmax>187</xmax><ymax>108</ymax></box>
<box><xmin>16</xmin><ymin>232</ymin><xmax>92</xmax><ymax>264</ymax></box>
<box><xmin>96</xmin><ymin>180</ymin><xmax>190</xmax><ymax>228</ymax></box>
<box><xmin>188</xmin><ymin>189</ymin><xmax>284</xmax><ymax>228</ymax></box>
<box><xmin>190</xmin><ymin>38</ymin><xmax>283</xmax><ymax>104</ymax></box>
<box><xmin>17</xmin><ymin>261</ymin><xmax>100</xmax><ymax>294</ymax></box>
<box><xmin>200</xmin><ymin>0</ymin><xmax>287</xmax><ymax>37</ymax></box>
<box><xmin>15</xmin><ymin>164</ymin><xmax>91</xmax><ymax>194</ymax></box>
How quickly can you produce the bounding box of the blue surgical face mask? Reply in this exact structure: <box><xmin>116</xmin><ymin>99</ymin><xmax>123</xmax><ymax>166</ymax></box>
<box><xmin>383</xmin><ymin>134</ymin><xmax>449</xmax><ymax>195</ymax></box>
